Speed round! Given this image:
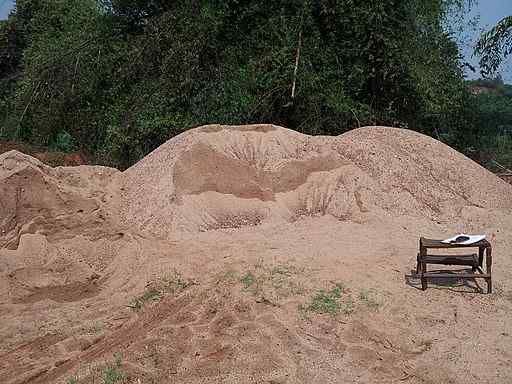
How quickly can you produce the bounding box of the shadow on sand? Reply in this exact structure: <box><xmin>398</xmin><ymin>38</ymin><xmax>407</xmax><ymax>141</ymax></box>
<box><xmin>405</xmin><ymin>269</ymin><xmax>484</xmax><ymax>293</ymax></box>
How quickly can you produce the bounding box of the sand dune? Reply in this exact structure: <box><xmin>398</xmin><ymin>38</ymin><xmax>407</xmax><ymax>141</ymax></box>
<box><xmin>1</xmin><ymin>125</ymin><xmax>511</xmax><ymax>383</ymax></box>
<box><xmin>117</xmin><ymin>125</ymin><xmax>512</xmax><ymax>235</ymax></box>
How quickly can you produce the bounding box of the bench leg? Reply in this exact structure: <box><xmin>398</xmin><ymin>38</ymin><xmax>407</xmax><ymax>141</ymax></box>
<box><xmin>421</xmin><ymin>262</ymin><xmax>427</xmax><ymax>290</ymax></box>
<box><xmin>416</xmin><ymin>253</ymin><xmax>421</xmax><ymax>275</ymax></box>
<box><xmin>419</xmin><ymin>244</ymin><xmax>427</xmax><ymax>291</ymax></box>
<box><xmin>486</xmin><ymin>247</ymin><xmax>492</xmax><ymax>294</ymax></box>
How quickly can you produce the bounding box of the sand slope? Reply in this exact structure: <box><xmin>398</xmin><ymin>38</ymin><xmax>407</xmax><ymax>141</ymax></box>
<box><xmin>118</xmin><ymin>125</ymin><xmax>512</xmax><ymax>235</ymax></box>
<box><xmin>1</xmin><ymin>125</ymin><xmax>512</xmax><ymax>384</ymax></box>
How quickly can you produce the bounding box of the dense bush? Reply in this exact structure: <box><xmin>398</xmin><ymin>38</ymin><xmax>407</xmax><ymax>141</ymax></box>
<box><xmin>0</xmin><ymin>0</ymin><xmax>510</xmax><ymax>169</ymax></box>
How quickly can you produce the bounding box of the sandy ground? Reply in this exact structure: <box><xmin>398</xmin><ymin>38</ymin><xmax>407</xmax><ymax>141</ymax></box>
<box><xmin>1</xmin><ymin>125</ymin><xmax>511</xmax><ymax>384</ymax></box>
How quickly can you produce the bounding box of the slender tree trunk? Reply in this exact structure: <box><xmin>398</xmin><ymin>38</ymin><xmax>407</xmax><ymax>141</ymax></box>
<box><xmin>291</xmin><ymin>28</ymin><xmax>302</xmax><ymax>100</ymax></box>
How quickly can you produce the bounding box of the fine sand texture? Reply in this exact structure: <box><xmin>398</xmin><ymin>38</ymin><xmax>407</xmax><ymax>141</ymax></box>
<box><xmin>1</xmin><ymin>125</ymin><xmax>512</xmax><ymax>383</ymax></box>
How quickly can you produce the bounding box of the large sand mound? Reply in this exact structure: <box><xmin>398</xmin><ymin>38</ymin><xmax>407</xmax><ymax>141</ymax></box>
<box><xmin>1</xmin><ymin>125</ymin><xmax>512</xmax><ymax>384</ymax></box>
<box><xmin>3</xmin><ymin>125</ymin><xmax>511</xmax><ymax>242</ymax></box>
<box><xmin>118</xmin><ymin>124</ymin><xmax>512</xmax><ymax>235</ymax></box>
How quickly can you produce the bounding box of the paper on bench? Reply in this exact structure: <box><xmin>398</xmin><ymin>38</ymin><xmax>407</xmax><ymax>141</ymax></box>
<box><xmin>441</xmin><ymin>233</ymin><xmax>486</xmax><ymax>245</ymax></box>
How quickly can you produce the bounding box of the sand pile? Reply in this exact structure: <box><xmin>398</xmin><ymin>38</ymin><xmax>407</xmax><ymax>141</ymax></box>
<box><xmin>118</xmin><ymin>124</ymin><xmax>512</xmax><ymax>236</ymax></box>
<box><xmin>0</xmin><ymin>150</ymin><xmax>124</xmax><ymax>305</ymax></box>
<box><xmin>1</xmin><ymin>125</ymin><xmax>512</xmax><ymax>384</ymax></box>
<box><xmin>0</xmin><ymin>150</ymin><xmax>119</xmax><ymax>248</ymax></box>
<box><xmin>6</xmin><ymin>125</ymin><xmax>511</xmax><ymax>243</ymax></box>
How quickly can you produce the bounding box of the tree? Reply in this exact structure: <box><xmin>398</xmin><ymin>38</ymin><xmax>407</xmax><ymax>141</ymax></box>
<box><xmin>0</xmin><ymin>0</ymin><xmax>485</xmax><ymax>168</ymax></box>
<box><xmin>475</xmin><ymin>15</ymin><xmax>512</xmax><ymax>77</ymax></box>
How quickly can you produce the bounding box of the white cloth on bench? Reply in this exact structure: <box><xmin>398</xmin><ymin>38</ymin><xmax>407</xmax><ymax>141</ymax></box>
<box><xmin>441</xmin><ymin>233</ymin><xmax>486</xmax><ymax>245</ymax></box>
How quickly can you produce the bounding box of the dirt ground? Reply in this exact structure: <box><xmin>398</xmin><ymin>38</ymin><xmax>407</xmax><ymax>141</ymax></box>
<box><xmin>1</xmin><ymin>125</ymin><xmax>511</xmax><ymax>384</ymax></box>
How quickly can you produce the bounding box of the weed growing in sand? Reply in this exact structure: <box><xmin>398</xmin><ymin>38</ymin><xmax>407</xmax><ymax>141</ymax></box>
<box><xmin>219</xmin><ymin>270</ymin><xmax>239</xmax><ymax>284</ymax></box>
<box><xmin>269</xmin><ymin>265</ymin><xmax>305</xmax><ymax>294</ymax></box>
<box><xmin>241</xmin><ymin>272</ymin><xmax>256</xmax><ymax>289</ymax></box>
<box><xmin>309</xmin><ymin>283</ymin><xmax>343</xmax><ymax>315</ymax></box>
<box><xmin>103</xmin><ymin>353</ymin><xmax>126</xmax><ymax>384</ymax></box>
<box><xmin>239</xmin><ymin>263</ymin><xmax>307</xmax><ymax>302</ymax></box>
<box><xmin>128</xmin><ymin>270</ymin><xmax>193</xmax><ymax>311</ymax></box>
<box><xmin>301</xmin><ymin>282</ymin><xmax>353</xmax><ymax>317</ymax></box>
<box><xmin>157</xmin><ymin>270</ymin><xmax>192</xmax><ymax>293</ymax></box>
<box><xmin>68</xmin><ymin>353</ymin><xmax>127</xmax><ymax>384</ymax></box>
<box><xmin>358</xmin><ymin>289</ymin><xmax>381</xmax><ymax>311</ymax></box>
<box><xmin>84</xmin><ymin>321</ymin><xmax>104</xmax><ymax>334</ymax></box>
<box><xmin>128</xmin><ymin>289</ymin><xmax>161</xmax><ymax>312</ymax></box>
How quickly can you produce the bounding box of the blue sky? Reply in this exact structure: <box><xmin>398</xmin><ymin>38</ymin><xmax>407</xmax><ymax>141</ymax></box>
<box><xmin>0</xmin><ymin>0</ymin><xmax>14</xmax><ymax>20</ymax></box>
<box><xmin>459</xmin><ymin>0</ymin><xmax>512</xmax><ymax>81</ymax></box>
<box><xmin>1</xmin><ymin>0</ymin><xmax>511</xmax><ymax>81</ymax></box>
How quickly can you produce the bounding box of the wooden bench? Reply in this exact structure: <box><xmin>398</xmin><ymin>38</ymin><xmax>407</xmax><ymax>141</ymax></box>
<box><xmin>417</xmin><ymin>237</ymin><xmax>492</xmax><ymax>293</ymax></box>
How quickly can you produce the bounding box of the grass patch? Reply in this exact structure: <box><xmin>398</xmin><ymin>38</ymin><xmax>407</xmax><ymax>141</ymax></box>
<box><xmin>358</xmin><ymin>289</ymin><xmax>381</xmax><ymax>311</ymax></box>
<box><xmin>128</xmin><ymin>270</ymin><xmax>193</xmax><ymax>311</ymax></box>
<box><xmin>156</xmin><ymin>270</ymin><xmax>192</xmax><ymax>293</ymax></box>
<box><xmin>103</xmin><ymin>353</ymin><xmax>126</xmax><ymax>384</ymax></box>
<box><xmin>103</xmin><ymin>366</ymin><xmax>125</xmax><ymax>384</ymax></box>
<box><xmin>269</xmin><ymin>265</ymin><xmax>305</xmax><ymax>295</ymax></box>
<box><xmin>300</xmin><ymin>282</ymin><xmax>353</xmax><ymax>318</ymax></box>
<box><xmin>84</xmin><ymin>321</ymin><xmax>104</xmax><ymax>334</ymax></box>
<box><xmin>309</xmin><ymin>286</ymin><xmax>342</xmax><ymax>315</ymax></box>
<box><xmin>238</xmin><ymin>263</ymin><xmax>306</xmax><ymax>301</ymax></box>
<box><xmin>128</xmin><ymin>289</ymin><xmax>161</xmax><ymax>312</ymax></box>
<box><xmin>219</xmin><ymin>270</ymin><xmax>239</xmax><ymax>284</ymax></box>
<box><xmin>240</xmin><ymin>271</ymin><xmax>256</xmax><ymax>289</ymax></box>
<box><xmin>66</xmin><ymin>353</ymin><xmax>127</xmax><ymax>384</ymax></box>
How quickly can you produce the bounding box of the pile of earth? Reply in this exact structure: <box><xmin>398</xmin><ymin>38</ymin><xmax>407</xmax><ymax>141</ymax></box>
<box><xmin>1</xmin><ymin>125</ymin><xmax>511</xmax><ymax>384</ymax></box>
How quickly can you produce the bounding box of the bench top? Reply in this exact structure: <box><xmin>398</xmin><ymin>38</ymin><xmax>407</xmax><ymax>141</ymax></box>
<box><xmin>420</xmin><ymin>237</ymin><xmax>491</xmax><ymax>249</ymax></box>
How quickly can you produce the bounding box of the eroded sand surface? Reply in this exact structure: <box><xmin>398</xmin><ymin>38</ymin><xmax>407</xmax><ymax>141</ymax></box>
<box><xmin>1</xmin><ymin>125</ymin><xmax>511</xmax><ymax>383</ymax></box>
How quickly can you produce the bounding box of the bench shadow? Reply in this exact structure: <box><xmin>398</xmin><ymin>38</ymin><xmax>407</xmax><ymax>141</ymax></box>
<box><xmin>405</xmin><ymin>269</ymin><xmax>484</xmax><ymax>293</ymax></box>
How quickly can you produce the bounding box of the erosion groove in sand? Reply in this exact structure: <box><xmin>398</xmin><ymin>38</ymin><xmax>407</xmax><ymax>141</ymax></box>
<box><xmin>1</xmin><ymin>124</ymin><xmax>511</xmax><ymax>383</ymax></box>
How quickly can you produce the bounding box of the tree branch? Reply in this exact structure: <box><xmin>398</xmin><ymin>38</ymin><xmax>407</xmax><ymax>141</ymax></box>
<box><xmin>291</xmin><ymin>28</ymin><xmax>302</xmax><ymax>100</ymax></box>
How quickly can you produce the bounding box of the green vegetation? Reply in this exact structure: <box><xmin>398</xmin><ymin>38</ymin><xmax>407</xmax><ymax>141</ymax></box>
<box><xmin>298</xmin><ymin>283</ymin><xmax>386</xmax><ymax>319</ymax></box>
<box><xmin>158</xmin><ymin>270</ymin><xmax>192</xmax><ymax>293</ymax></box>
<box><xmin>269</xmin><ymin>265</ymin><xmax>306</xmax><ymax>295</ymax></box>
<box><xmin>358</xmin><ymin>288</ymin><xmax>381</xmax><ymax>311</ymax></box>
<box><xmin>65</xmin><ymin>353</ymin><xmax>126</xmax><ymax>384</ymax></box>
<box><xmin>465</xmin><ymin>76</ymin><xmax>512</xmax><ymax>170</ymax></box>
<box><xmin>301</xmin><ymin>282</ymin><xmax>353</xmax><ymax>317</ymax></box>
<box><xmin>218</xmin><ymin>270</ymin><xmax>239</xmax><ymax>284</ymax></box>
<box><xmin>240</xmin><ymin>271</ymin><xmax>256</xmax><ymax>289</ymax></box>
<box><xmin>128</xmin><ymin>289</ymin><xmax>161</xmax><ymax>312</ymax></box>
<box><xmin>84</xmin><ymin>320</ymin><xmax>104</xmax><ymax>334</ymax></box>
<box><xmin>128</xmin><ymin>270</ymin><xmax>192</xmax><ymax>311</ymax></box>
<box><xmin>0</xmin><ymin>1</ymin><xmax>510</xmax><ymax>170</ymax></box>
<box><xmin>103</xmin><ymin>353</ymin><xmax>126</xmax><ymax>384</ymax></box>
<box><xmin>476</xmin><ymin>15</ymin><xmax>512</xmax><ymax>77</ymax></box>
<box><xmin>239</xmin><ymin>263</ymin><xmax>306</xmax><ymax>301</ymax></box>
<box><xmin>103</xmin><ymin>366</ymin><xmax>125</xmax><ymax>384</ymax></box>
